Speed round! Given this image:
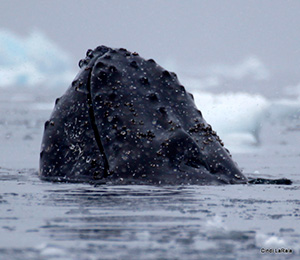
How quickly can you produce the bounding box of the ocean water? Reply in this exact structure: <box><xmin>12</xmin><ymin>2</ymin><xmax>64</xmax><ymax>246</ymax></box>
<box><xmin>1</xmin><ymin>31</ymin><xmax>300</xmax><ymax>259</ymax></box>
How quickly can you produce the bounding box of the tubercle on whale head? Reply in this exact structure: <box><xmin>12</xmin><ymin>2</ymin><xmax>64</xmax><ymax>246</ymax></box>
<box><xmin>39</xmin><ymin>45</ymin><xmax>248</xmax><ymax>185</ymax></box>
<box><xmin>78</xmin><ymin>45</ymin><xmax>111</xmax><ymax>69</ymax></box>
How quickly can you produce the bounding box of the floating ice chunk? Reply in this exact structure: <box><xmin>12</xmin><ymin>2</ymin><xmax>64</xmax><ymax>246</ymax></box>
<box><xmin>206</xmin><ymin>215</ymin><xmax>227</xmax><ymax>230</ymax></box>
<box><xmin>256</xmin><ymin>233</ymin><xmax>286</xmax><ymax>247</ymax></box>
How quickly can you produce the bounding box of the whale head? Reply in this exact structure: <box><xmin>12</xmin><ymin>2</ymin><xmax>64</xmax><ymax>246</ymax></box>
<box><xmin>39</xmin><ymin>46</ymin><xmax>248</xmax><ymax>185</ymax></box>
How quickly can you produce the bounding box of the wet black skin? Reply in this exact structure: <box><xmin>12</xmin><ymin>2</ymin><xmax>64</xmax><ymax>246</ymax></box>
<box><xmin>39</xmin><ymin>46</ymin><xmax>291</xmax><ymax>185</ymax></box>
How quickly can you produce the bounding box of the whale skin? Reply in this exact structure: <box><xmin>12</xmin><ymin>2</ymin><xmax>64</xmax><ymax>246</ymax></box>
<box><xmin>39</xmin><ymin>46</ymin><xmax>250</xmax><ymax>185</ymax></box>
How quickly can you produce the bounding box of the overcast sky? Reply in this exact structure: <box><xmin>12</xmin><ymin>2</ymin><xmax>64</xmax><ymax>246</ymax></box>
<box><xmin>1</xmin><ymin>0</ymin><xmax>300</xmax><ymax>86</ymax></box>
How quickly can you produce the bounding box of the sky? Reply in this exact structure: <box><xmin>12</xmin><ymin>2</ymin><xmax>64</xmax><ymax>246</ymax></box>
<box><xmin>1</xmin><ymin>0</ymin><xmax>300</xmax><ymax>93</ymax></box>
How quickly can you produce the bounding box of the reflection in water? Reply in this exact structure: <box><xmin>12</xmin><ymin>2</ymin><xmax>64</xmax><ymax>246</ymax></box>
<box><xmin>43</xmin><ymin>186</ymin><xmax>203</xmax><ymax>242</ymax></box>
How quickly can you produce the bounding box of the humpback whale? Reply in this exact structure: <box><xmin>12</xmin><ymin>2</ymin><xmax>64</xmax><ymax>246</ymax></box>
<box><xmin>39</xmin><ymin>46</ymin><xmax>291</xmax><ymax>185</ymax></box>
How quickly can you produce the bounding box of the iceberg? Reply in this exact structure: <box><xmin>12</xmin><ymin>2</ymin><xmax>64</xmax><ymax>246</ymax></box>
<box><xmin>0</xmin><ymin>29</ymin><xmax>75</xmax><ymax>88</ymax></box>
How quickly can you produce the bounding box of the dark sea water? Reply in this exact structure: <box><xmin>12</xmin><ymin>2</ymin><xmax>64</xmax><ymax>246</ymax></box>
<box><xmin>0</xmin><ymin>90</ymin><xmax>299</xmax><ymax>260</ymax></box>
